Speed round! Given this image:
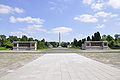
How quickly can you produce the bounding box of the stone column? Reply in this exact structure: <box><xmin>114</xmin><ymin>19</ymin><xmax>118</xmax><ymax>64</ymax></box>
<box><xmin>30</xmin><ymin>43</ymin><xmax>32</xmax><ymax>50</ymax></box>
<box><xmin>89</xmin><ymin>42</ymin><xmax>91</xmax><ymax>50</ymax></box>
<box><xmin>102</xmin><ymin>42</ymin><xmax>104</xmax><ymax>50</ymax></box>
<box><xmin>17</xmin><ymin>42</ymin><xmax>19</xmax><ymax>50</ymax></box>
<box><xmin>35</xmin><ymin>42</ymin><xmax>37</xmax><ymax>50</ymax></box>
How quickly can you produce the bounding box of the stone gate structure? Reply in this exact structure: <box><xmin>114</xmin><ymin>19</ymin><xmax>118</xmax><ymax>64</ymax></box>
<box><xmin>13</xmin><ymin>41</ymin><xmax>37</xmax><ymax>50</ymax></box>
<box><xmin>82</xmin><ymin>41</ymin><xmax>108</xmax><ymax>50</ymax></box>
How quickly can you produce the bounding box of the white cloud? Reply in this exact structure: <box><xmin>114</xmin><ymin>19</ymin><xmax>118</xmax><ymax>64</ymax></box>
<box><xmin>50</xmin><ymin>27</ymin><xmax>72</xmax><ymax>34</ymax></box>
<box><xmin>74</xmin><ymin>14</ymin><xmax>98</xmax><ymax>23</ymax></box>
<box><xmin>10</xmin><ymin>31</ymin><xmax>27</xmax><ymax>37</ymax></box>
<box><xmin>83</xmin><ymin>0</ymin><xmax>93</xmax><ymax>5</ymax></box>
<box><xmin>91</xmin><ymin>3</ymin><xmax>104</xmax><ymax>10</ymax></box>
<box><xmin>75</xmin><ymin>33</ymin><xmax>84</xmax><ymax>40</ymax></box>
<box><xmin>0</xmin><ymin>4</ymin><xmax>24</xmax><ymax>14</ymax></box>
<box><xmin>83</xmin><ymin>0</ymin><xmax>120</xmax><ymax>10</ymax></box>
<box><xmin>82</xmin><ymin>0</ymin><xmax>109</xmax><ymax>11</ymax></box>
<box><xmin>50</xmin><ymin>7</ymin><xmax>56</xmax><ymax>10</ymax></box>
<box><xmin>103</xmin><ymin>19</ymin><xmax>107</xmax><ymax>22</ymax></box>
<box><xmin>21</xmin><ymin>25</ymin><xmax>46</xmax><ymax>32</ymax></box>
<box><xmin>9</xmin><ymin>16</ymin><xmax>45</xmax><ymax>24</ymax></box>
<box><xmin>74</xmin><ymin>11</ymin><xmax>118</xmax><ymax>23</ymax></box>
<box><xmin>96</xmin><ymin>24</ymin><xmax>106</xmax><ymax>29</ymax></box>
<box><xmin>108</xmin><ymin>0</ymin><xmax>120</xmax><ymax>9</ymax></box>
<box><xmin>95</xmin><ymin>11</ymin><xmax>118</xmax><ymax>18</ymax></box>
<box><xmin>14</xmin><ymin>8</ymin><xmax>24</xmax><ymax>13</ymax></box>
<box><xmin>11</xmin><ymin>25</ymin><xmax>46</xmax><ymax>37</ymax></box>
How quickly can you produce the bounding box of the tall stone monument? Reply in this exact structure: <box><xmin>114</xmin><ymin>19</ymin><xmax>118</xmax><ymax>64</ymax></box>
<box><xmin>58</xmin><ymin>32</ymin><xmax>61</xmax><ymax>48</ymax></box>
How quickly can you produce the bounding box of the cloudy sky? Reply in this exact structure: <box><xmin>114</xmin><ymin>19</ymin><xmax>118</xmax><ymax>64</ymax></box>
<box><xmin>0</xmin><ymin>0</ymin><xmax>120</xmax><ymax>42</ymax></box>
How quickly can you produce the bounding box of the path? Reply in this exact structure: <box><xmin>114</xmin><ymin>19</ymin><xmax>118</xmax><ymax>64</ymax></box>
<box><xmin>0</xmin><ymin>53</ymin><xmax>120</xmax><ymax>80</ymax></box>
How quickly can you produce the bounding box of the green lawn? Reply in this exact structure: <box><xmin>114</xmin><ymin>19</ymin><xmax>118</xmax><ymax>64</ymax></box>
<box><xmin>0</xmin><ymin>47</ymin><xmax>8</xmax><ymax>50</ymax></box>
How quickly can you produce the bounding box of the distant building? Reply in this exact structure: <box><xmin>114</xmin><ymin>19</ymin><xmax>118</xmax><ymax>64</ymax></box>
<box><xmin>82</xmin><ymin>41</ymin><xmax>108</xmax><ymax>50</ymax></box>
<box><xmin>13</xmin><ymin>41</ymin><xmax>37</xmax><ymax>50</ymax></box>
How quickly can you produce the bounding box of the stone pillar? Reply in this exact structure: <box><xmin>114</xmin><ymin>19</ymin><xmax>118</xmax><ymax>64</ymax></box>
<box><xmin>35</xmin><ymin>42</ymin><xmax>37</xmax><ymax>50</ymax></box>
<box><xmin>30</xmin><ymin>43</ymin><xmax>32</xmax><ymax>50</ymax></box>
<box><xmin>102</xmin><ymin>42</ymin><xmax>104</xmax><ymax>50</ymax></box>
<box><xmin>89</xmin><ymin>42</ymin><xmax>91</xmax><ymax>46</ymax></box>
<box><xmin>17</xmin><ymin>42</ymin><xmax>19</xmax><ymax>50</ymax></box>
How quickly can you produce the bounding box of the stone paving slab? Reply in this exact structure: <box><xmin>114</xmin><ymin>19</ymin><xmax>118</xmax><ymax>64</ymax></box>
<box><xmin>0</xmin><ymin>53</ymin><xmax>120</xmax><ymax>80</ymax></box>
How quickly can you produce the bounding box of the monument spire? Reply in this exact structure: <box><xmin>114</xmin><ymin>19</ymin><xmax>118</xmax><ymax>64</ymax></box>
<box><xmin>59</xmin><ymin>32</ymin><xmax>61</xmax><ymax>47</ymax></box>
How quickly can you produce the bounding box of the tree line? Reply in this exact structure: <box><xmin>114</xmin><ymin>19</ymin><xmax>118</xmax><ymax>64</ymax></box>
<box><xmin>0</xmin><ymin>35</ymin><xmax>59</xmax><ymax>50</ymax></box>
<box><xmin>71</xmin><ymin>32</ymin><xmax>120</xmax><ymax>49</ymax></box>
<box><xmin>0</xmin><ymin>32</ymin><xmax>120</xmax><ymax>50</ymax></box>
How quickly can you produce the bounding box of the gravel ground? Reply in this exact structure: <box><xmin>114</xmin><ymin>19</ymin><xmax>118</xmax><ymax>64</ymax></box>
<box><xmin>78</xmin><ymin>53</ymin><xmax>120</xmax><ymax>69</ymax></box>
<box><xmin>0</xmin><ymin>53</ymin><xmax>43</xmax><ymax>77</ymax></box>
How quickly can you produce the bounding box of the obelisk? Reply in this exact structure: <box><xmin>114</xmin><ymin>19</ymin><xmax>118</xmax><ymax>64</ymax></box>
<box><xmin>59</xmin><ymin>32</ymin><xmax>61</xmax><ymax>47</ymax></box>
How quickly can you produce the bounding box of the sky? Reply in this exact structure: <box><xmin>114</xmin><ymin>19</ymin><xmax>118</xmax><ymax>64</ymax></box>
<box><xmin>0</xmin><ymin>0</ymin><xmax>120</xmax><ymax>42</ymax></box>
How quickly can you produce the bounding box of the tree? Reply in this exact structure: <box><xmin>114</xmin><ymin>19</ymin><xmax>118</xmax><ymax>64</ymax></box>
<box><xmin>102</xmin><ymin>35</ymin><xmax>107</xmax><ymax>38</ymax></box>
<box><xmin>28</xmin><ymin>37</ymin><xmax>34</xmax><ymax>41</ymax></box>
<box><xmin>77</xmin><ymin>40</ymin><xmax>82</xmax><ymax>47</ymax></box>
<box><xmin>92</xmin><ymin>35</ymin><xmax>94</xmax><ymax>41</ymax></box>
<box><xmin>4</xmin><ymin>41</ymin><xmax>13</xmax><ymax>49</ymax></box>
<box><xmin>106</xmin><ymin>35</ymin><xmax>114</xmax><ymax>42</ymax></box>
<box><xmin>0</xmin><ymin>35</ymin><xmax>6</xmax><ymax>46</ymax></box>
<box><xmin>92</xmin><ymin>32</ymin><xmax>101</xmax><ymax>41</ymax></box>
<box><xmin>37</xmin><ymin>41</ymin><xmax>46</xmax><ymax>49</ymax></box>
<box><xmin>114</xmin><ymin>34</ymin><xmax>120</xmax><ymax>40</ymax></box>
<box><xmin>20</xmin><ymin>35</ymin><xmax>28</xmax><ymax>41</ymax></box>
<box><xmin>67</xmin><ymin>42</ymin><xmax>70</xmax><ymax>45</ymax></box>
<box><xmin>101</xmin><ymin>35</ymin><xmax>107</xmax><ymax>41</ymax></box>
<box><xmin>87</xmin><ymin>36</ymin><xmax>91</xmax><ymax>41</ymax></box>
<box><xmin>94</xmin><ymin>32</ymin><xmax>101</xmax><ymax>41</ymax></box>
<box><xmin>50</xmin><ymin>42</ymin><xmax>59</xmax><ymax>48</ymax></box>
<box><xmin>41</xmin><ymin>39</ymin><xmax>45</xmax><ymax>42</ymax></box>
<box><xmin>73</xmin><ymin>38</ymin><xmax>78</xmax><ymax>47</ymax></box>
<box><xmin>81</xmin><ymin>38</ymin><xmax>86</xmax><ymax>44</ymax></box>
<box><xmin>61</xmin><ymin>42</ymin><xmax>68</xmax><ymax>47</ymax></box>
<box><xmin>45</xmin><ymin>42</ymin><xmax>50</xmax><ymax>48</ymax></box>
<box><xmin>108</xmin><ymin>40</ymin><xmax>115</xmax><ymax>48</ymax></box>
<box><xmin>7</xmin><ymin>36</ymin><xmax>19</xmax><ymax>42</ymax></box>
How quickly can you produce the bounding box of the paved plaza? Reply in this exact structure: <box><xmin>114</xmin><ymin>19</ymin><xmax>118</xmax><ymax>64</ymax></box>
<box><xmin>0</xmin><ymin>53</ymin><xmax>120</xmax><ymax>80</ymax></box>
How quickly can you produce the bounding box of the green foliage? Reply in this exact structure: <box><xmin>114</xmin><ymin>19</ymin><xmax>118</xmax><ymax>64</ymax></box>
<box><xmin>87</xmin><ymin>36</ymin><xmax>91</xmax><ymax>41</ymax></box>
<box><xmin>77</xmin><ymin>40</ymin><xmax>82</xmax><ymax>47</ymax></box>
<box><xmin>45</xmin><ymin>42</ymin><xmax>51</xmax><ymax>48</ymax></box>
<box><xmin>101</xmin><ymin>35</ymin><xmax>120</xmax><ymax>49</ymax></box>
<box><xmin>61</xmin><ymin>42</ymin><xmax>68</xmax><ymax>47</ymax></box>
<box><xmin>28</xmin><ymin>37</ymin><xmax>34</xmax><ymax>41</ymax></box>
<box><xmin>114</xmin><ymin>34</ymin><xmax>120</xmax><ymax>40</ymax></box>
<box><xmin>71</xmin><ymin>32</ymin><xmax>120</xmax><ymax>49</ymax></box>
<box><xmin>81</xmin><ymin>38</ymin><xmax>86</xmax><ymax>44</ymax></box>
<box><xmin>5</xmin><ymin>41</ymin><xmax>13</xmax><ymax>47</ymax></box>
<box><xmin>0</xmin><ymin>32</ymin><xmax>120</xmax><ymax>50</ymax></box>
<box><xmin>37</xmin><ymin>41</ymin><xmax>47</xmax><ymax>49</ymax></box>
<box><xmin>41</xmin><ymin>39</ymin><xmax>45</xmax><ymax>42</ymax></box>
<box><xmin>20</xmin><ymin>35</ymin><xmax>28</xmax><ymax>41</ymax></box>
<box><xmin>71</xmin><ymin>39</ymin><xmax>83</xmax><ymax>48</ymax></box>
<box><xmin>73</xmin><ymin>38</ymin><xmax>78</xmax><ymax>47</ymax></box>
<box><xmin>0</xmin><ymin>34</ymin><xmax>51</xmax><ymax>50</ymax></box>
<box><xmin>106</xmin><ymin>35</ymin><xmax>114</xmax><ymax>42</ymax></box>
<box><xmin>0</xmin><ymin>35</ymin><xmax>6</xmax><ymax>46</ymax></box>
<box><xmin>50</xmin><ymin>42</ymin><xmax>59</xmax><ymax>48</ymax></box>
<box><xmin>7</xmin><ymin>36</ymin><xmax>19</xmax><ymax>42</ymax></box>
<box><xmin>0</xmin><ymin>47</ymin><xmax>7</xmax><ymax>50</ymax></box>
<box><xmin>92</xmin><ymin>32</ymin><xmax>101</xmax><ymax>41</ymax></box>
